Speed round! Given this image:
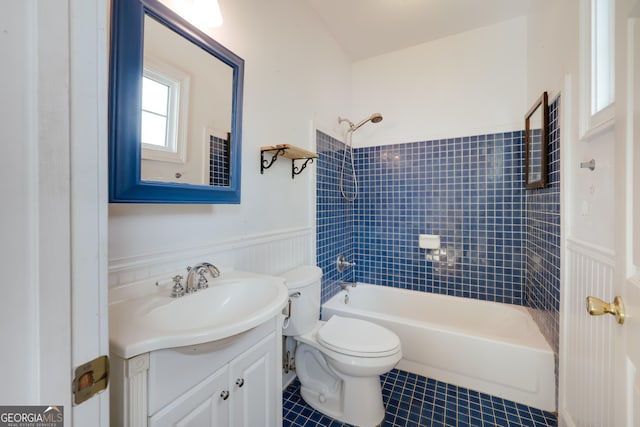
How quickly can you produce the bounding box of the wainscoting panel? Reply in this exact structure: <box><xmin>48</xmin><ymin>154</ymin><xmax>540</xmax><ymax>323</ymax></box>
<box><xmin>562</xmin><ymin>237</ymin><xmax>616</xmax><ymax>427</ymax></box>
<box><xmin>108</xmin><ymin>227</ymin><xmax>314</xmax><ymax>286</ymax></box>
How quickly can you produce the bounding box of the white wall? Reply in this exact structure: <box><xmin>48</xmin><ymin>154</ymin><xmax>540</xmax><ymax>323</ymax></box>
<box><xmin>108</xmin><ymin>0</ymin><xmax>352</xmax><ymax>284</ymax></box>
<box><xmin>350</xmin><ymin>17</ymin><xmax>527</xmax><ymax>148</ymax></box>
<box><xmin>527</xmin><ymin>1</ymin><xmax>614</xmax><ymax>250</ymax></box>
<box><xmin>526</xmin><ymin>2</ymin><xmax>577</xmax><ymax>105</ymax></box>
<box><xmin>0</xmin><ymin>0</ymin><xmax>39</xmax><ymax>402</ymax></box>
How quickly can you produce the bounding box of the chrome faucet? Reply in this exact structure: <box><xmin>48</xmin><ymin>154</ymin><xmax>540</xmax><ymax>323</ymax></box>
<box><xmin>173</xmin><ymin>262</ymin><xmax>220</xmax><ymax>296</ymax></box>
<box><xmin>186</xmin><ymin>262</ymin><xmax>220</xmax><ymax>293</ymax></box>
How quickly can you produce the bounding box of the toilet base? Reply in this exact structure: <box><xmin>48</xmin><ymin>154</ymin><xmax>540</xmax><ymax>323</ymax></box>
<box><xmin>299</xmin><ymin>375</ymin><xmax>385</xmax><ymax>427</ymax></box>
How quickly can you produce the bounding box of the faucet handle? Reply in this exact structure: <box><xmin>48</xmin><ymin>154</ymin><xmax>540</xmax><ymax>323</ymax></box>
<box><xmin>336</xmin><ymin>255</ymin><xmax>356</xmax><ymax>272</ymax></box>
<box><xmin>171</xmin><ymin>275</ymin><xmax>185</xmax><ymax>298</ymax></box>
<box><xmin>196</xmin><ymin>270</ymin><xmax>209</xmax><ymax>290</ymax></box>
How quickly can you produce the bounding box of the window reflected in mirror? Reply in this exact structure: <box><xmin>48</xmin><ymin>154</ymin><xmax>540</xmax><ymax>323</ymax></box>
<box><xmin>141</xmin><ymin>73</ymin><xmax>179</xmax><ymax>150</ymax></box>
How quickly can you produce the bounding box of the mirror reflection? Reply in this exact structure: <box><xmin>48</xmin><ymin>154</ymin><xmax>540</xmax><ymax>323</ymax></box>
<box><xmin>524</xmin><ymin>92</ymin><xmax>548</xmax><ymax>189</ymax></box>
<box><xmin>141</xmin><ymin>14</ymin><xmax>233</xmax><ymax>186</ymax></box>
<box><xmin>527</xmin><ymin>107</ymin><xmax>542</xmax><ymax>183</ymax></box>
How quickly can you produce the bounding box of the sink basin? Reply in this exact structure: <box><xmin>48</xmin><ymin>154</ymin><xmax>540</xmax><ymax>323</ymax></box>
<box><xmin>109</xmin><ymin>270</ymin><xmax>288</xmax><ymax>359</ymax></box>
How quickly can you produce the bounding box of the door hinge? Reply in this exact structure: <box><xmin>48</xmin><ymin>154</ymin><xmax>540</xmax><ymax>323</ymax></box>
<box><xmin>72</xmin><ymin>355</ymin><xmax>109</xmax><ymax>405</ymax></box>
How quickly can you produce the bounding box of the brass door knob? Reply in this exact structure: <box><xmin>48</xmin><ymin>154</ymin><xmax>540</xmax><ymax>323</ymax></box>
<box><xmin>586</xmin><ymin>296</ymin><xmax>625</xmax><ymax>324</ymax></box>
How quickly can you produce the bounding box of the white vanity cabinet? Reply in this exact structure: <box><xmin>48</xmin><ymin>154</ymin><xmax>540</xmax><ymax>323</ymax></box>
<box><xmin>148</xmin><ymin>363</ymin><xmax>229</xmax><ymax>427</ymax></box>
<box><xmin>110</xmin><ymin>317</ymin><xmax>281</xmax><ymax>427</ymax></box>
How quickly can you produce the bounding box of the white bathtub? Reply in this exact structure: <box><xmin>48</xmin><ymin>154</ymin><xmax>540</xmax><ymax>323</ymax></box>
<box><xmin>321</xmin><ymin>284</ymin><xmax>556</xmax><ymax>412</ymax></box>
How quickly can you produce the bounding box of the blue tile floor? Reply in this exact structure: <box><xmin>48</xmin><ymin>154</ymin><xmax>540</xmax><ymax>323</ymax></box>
<box><xmin>283</xmin><ymin>369</ymin><xmax>557</xmax><ymax>427</ymax></box>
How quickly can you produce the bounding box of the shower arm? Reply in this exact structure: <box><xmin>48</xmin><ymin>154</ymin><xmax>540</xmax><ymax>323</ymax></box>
<box><xmin>339</xmin><ymin>113</ymin><xmax>383</xmax><ymax>133</ymax></box>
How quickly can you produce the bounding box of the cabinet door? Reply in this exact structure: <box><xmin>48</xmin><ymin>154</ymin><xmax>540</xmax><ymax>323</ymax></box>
<box><xmin>149</xmin><ymin>364</ymin><xmax>230</xmax><ymax>427</ymax></box>
<box><xmin>229</xmin><ymin>332</ymin><xmax>276</xmax><ymax>427</ymax></box>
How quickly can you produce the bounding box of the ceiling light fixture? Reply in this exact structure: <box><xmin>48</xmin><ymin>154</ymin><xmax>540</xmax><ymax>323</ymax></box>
<box><xmin>192</xmin><ymin>0</ymin><xmax>223</xmax><ymax>28</ymax></box>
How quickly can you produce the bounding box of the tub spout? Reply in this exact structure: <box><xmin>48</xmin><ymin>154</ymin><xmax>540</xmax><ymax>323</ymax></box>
<box><xmin>339</xmin><ymin>280</ymin><xmax>356</xmax><ymax>291</ymax></box>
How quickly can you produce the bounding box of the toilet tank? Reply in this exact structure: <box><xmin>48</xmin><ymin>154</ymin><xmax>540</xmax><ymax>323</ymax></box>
<box><xmin>281</xmin><ymin>265</ymin><xmax>322</xmax><ymax>336</ymax></box>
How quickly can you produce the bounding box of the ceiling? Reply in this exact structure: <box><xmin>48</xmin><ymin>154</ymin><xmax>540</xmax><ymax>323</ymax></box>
<box><xmin>304</xmin><ymin>0</ymin><xmax>531</xmax><ymax>61</ymax></box>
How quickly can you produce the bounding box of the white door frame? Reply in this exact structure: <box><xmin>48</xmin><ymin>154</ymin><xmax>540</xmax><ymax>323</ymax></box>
<box><xmin>68</xmin><ymin>0</ymin><xmax>110</xmax><ymax>424</ymax></box>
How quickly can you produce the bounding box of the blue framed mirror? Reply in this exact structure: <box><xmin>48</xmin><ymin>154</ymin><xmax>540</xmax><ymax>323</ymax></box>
<box><xmin>109</xmin><ymin>0</ymin><xmax>244</xmax><ymax>203</ymax></box>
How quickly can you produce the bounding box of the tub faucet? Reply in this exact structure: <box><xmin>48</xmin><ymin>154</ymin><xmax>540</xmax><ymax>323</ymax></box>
<box><xmin>185</xmin><ymin>262</ymin><xmax>220</xmax><ymax>294</ymax></box>
<box><xmin>336</xmin><ymin>255</ymin><xmax>356</xmax><ymax>272</ymax></box>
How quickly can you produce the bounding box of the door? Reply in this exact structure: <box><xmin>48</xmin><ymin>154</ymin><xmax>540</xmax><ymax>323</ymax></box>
<box><xmin>148</xmin><ymin>365</ymin><xmax>231</xmax><ymax>427</ymax></box>
<box><xmin>561</xmin><ymin>0</ymin><xmax>640</xmax><ymax>426</ymax></box>
<box><xmin>617</xmin><ymin>2</ymin><xmax>640</xmax><ymax>425</ymax></box>
<box><xmin>230</xmin><ymin>333</ymin><xmax>277</xmax><ymax>427</ymax></box>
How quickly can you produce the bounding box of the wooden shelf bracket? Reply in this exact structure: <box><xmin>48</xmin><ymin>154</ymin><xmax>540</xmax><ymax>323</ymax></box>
<box><xmin>260</xmin><ymin>144</ymin><xmax>318</xmax><ymax>179</ymax></box>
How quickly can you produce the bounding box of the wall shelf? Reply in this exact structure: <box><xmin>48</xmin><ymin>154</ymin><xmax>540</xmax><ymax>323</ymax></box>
<box><xmin>260</xmin><ymin>144</ymin><xmax>318</xmax><ymax>179</ymax></box>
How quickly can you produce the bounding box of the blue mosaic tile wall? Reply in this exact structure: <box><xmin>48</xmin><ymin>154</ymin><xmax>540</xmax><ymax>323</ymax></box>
<box><xmin>316</xmin><ymin>119</ymin><xmax>560</xmax><ymax>310</ymax></box>
<box><xmin>352</xmin><ymin>132</ymin><xmax>527</xmax><ymax>304</ymax></box>
<box><xmin>316</xmin><ymin>131</ymin><xmax>357</xmax><ymax>303</ymax></box>
<box><xmin>525</xmin><ymin>95</ymin><xmax>561</xmax><ymax>356</ymax></box>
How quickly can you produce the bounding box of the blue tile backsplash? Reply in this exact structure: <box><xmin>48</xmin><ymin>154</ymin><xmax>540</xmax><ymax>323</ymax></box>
<box><xmin>316</xmin><ymin>131</ymin><xmax>356</xmax><ymax>303</ymax></box>
<box><xmin>353</xmin><ymin>133</ymin><xmax>527</xmax><ymax>304</ymax></box>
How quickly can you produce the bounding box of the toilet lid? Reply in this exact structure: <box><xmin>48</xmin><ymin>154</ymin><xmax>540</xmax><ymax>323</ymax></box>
<box><xmin>317</xmin><ymin>315</ymin><xmax>401</xmax><ymax>357</ymax></box>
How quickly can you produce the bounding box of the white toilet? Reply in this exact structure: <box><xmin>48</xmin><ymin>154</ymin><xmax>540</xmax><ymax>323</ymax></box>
<box><xmin>282</xmin><ymin>266</ymin><xmax>402</xmax><ymax>427</ymax></box>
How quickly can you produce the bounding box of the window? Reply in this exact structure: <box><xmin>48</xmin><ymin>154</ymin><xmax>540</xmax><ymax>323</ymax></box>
<box><xmin>580</xmin><ymin>0</ymin><xmax>615</xmax><ymax>137</ymax></box>
<box><xmin>140</xmin><ymin>59</ymin><xmax>190</xmax><ymax>163</ymax></box>
<box><xmin>591</xmin><ymin>0</ymin><xmax>615</xmax><ymax>114</ymax></box>
<box><xmin>141</xmin><ymin>74</ymin><xmax>173</xmax><ymax>149</ymax></box>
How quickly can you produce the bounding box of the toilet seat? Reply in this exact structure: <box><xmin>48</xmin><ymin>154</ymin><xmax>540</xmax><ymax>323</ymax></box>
<box><xmin>317</xmin><ymin>315</ymin><xmax>401</xmax><ymax>358</ymax></box>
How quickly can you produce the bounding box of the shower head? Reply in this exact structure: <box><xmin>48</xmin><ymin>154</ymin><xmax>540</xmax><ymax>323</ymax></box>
<box><xmin>338</xmin><ymin>112</ymin><xmax>383</xmax><ymax>132</ymax></box>
<box><xmin>369</xmin><ymin>113</ymin><xmax>383</xmax><ymax>123</ymax></box>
